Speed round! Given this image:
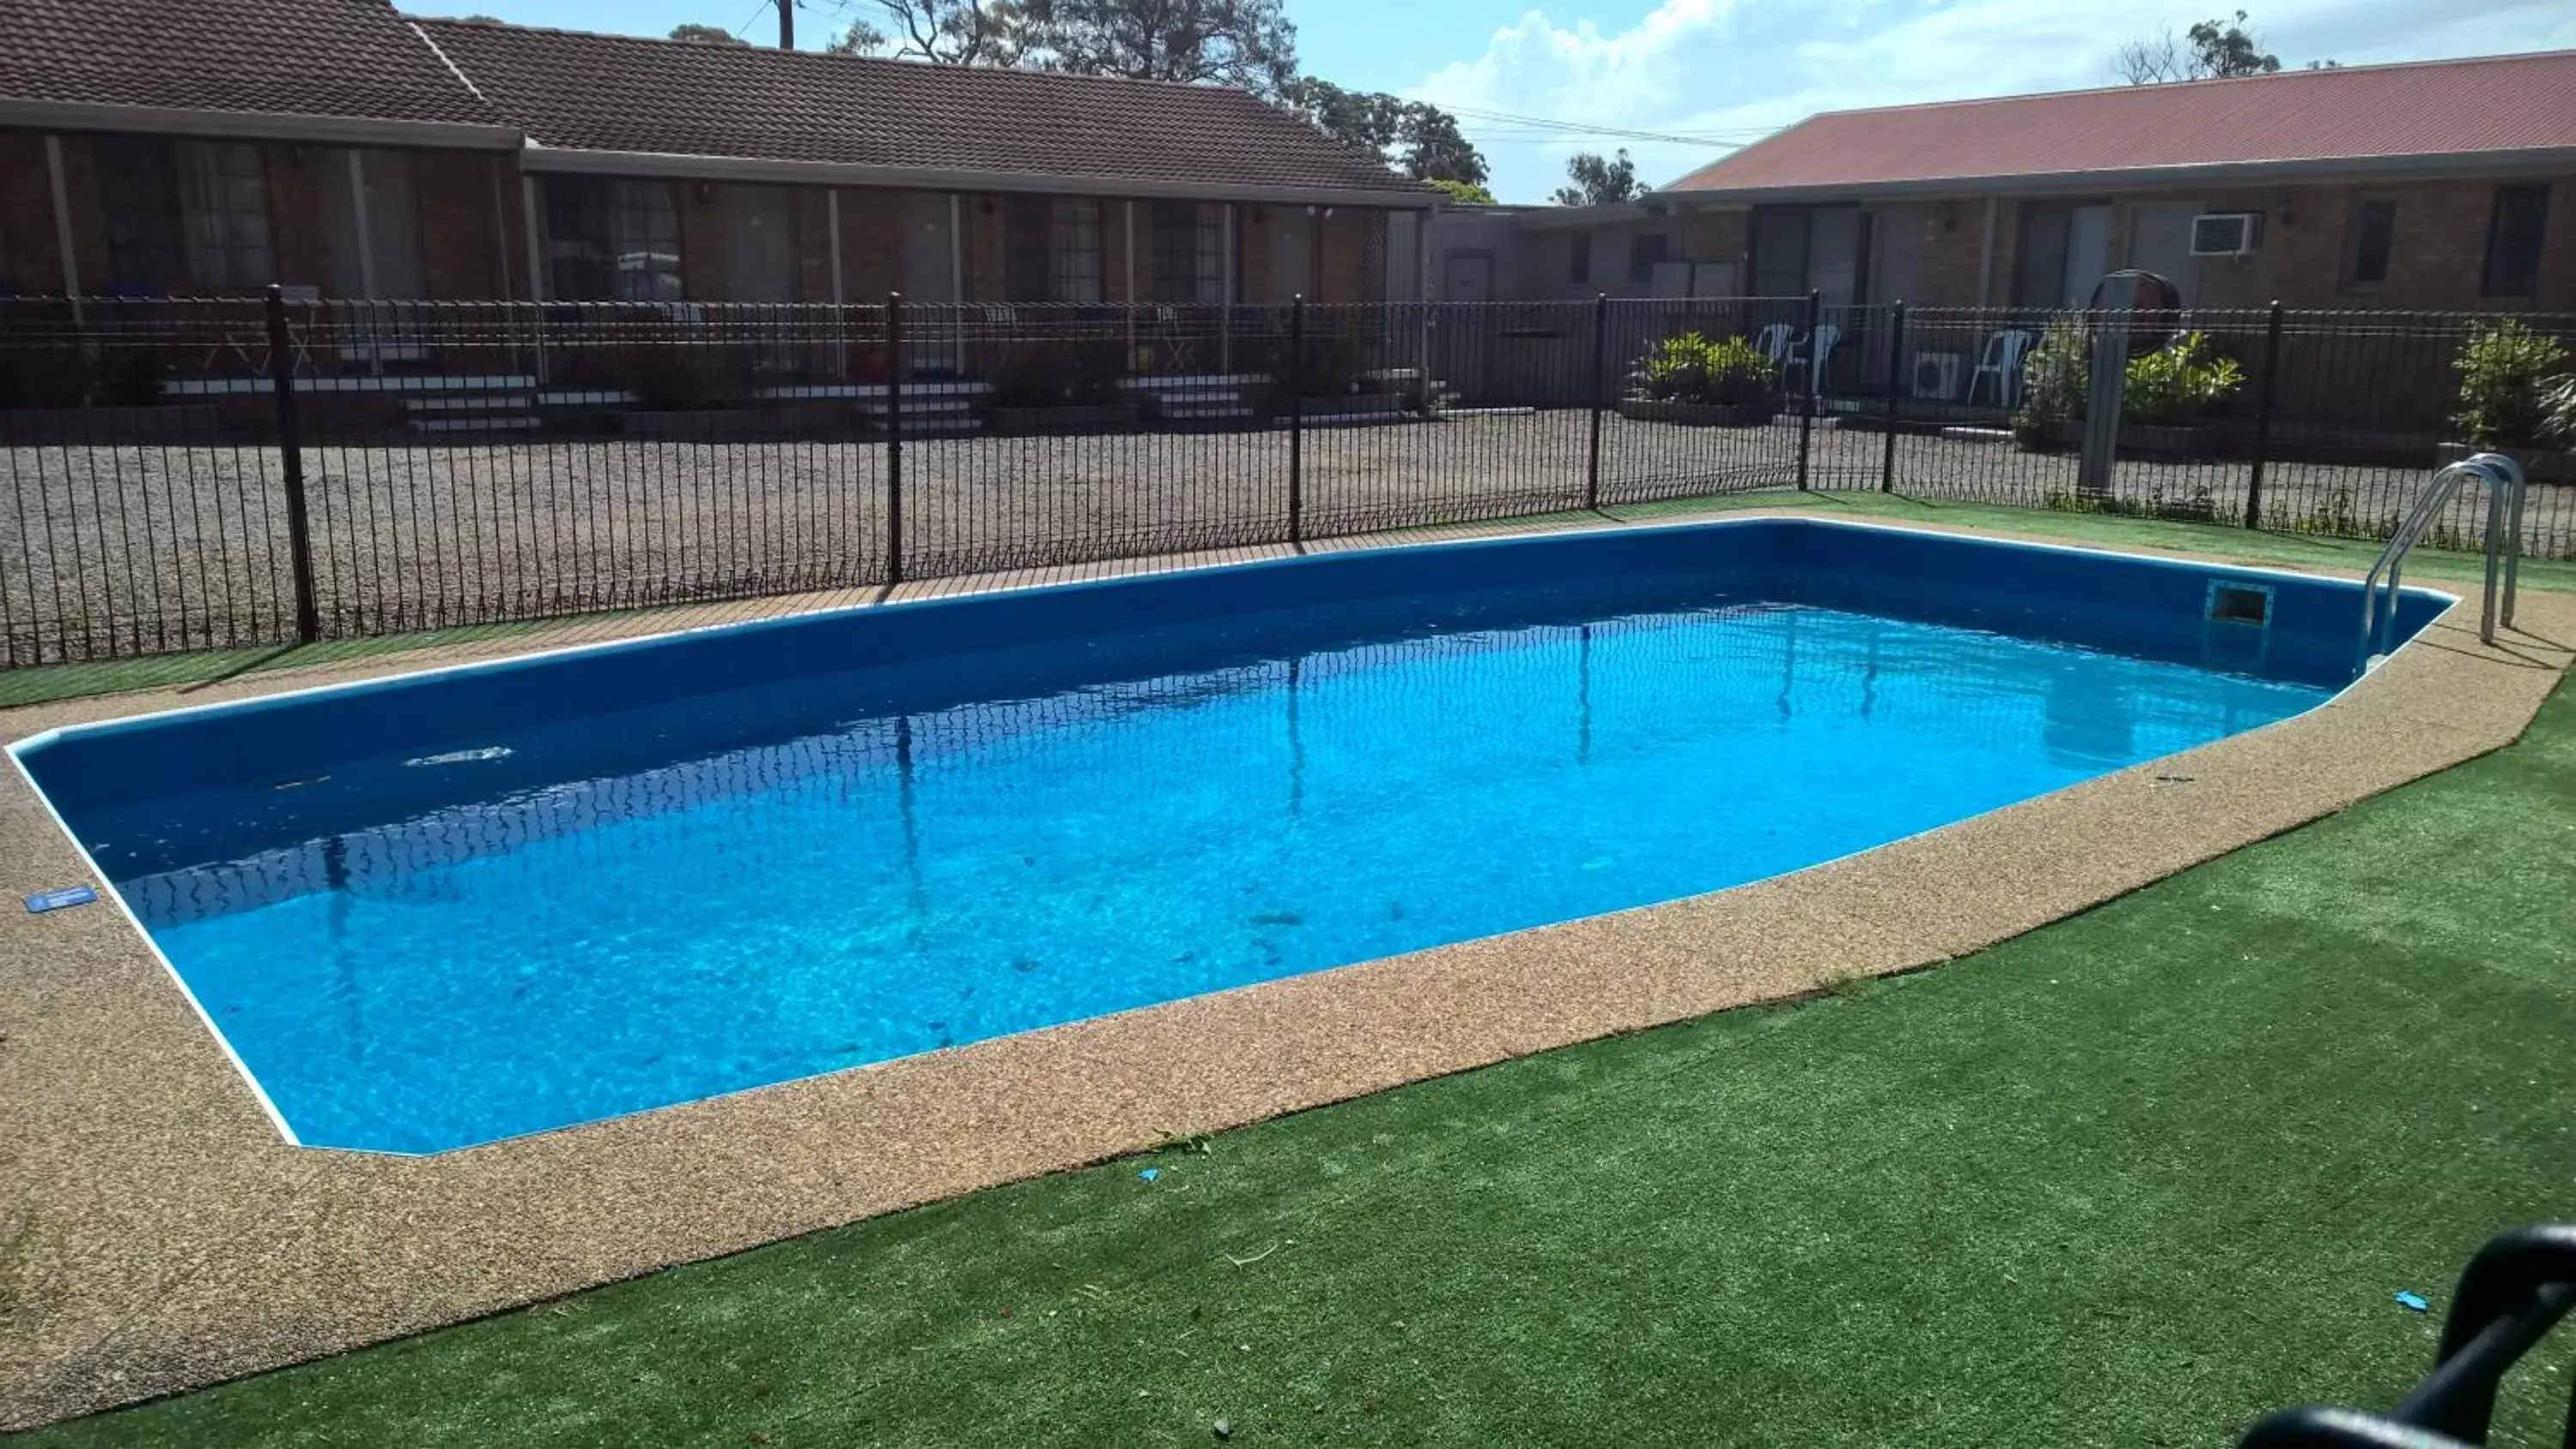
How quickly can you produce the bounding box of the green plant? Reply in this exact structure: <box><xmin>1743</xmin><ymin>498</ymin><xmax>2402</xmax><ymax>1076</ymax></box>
<box><xmin>1626</xmin><ymin>331</ymin><xmax>1777</xmax><ymax>408</ymax></box>
<box><xmin>1286</xmin><ymin>332</ymin><xmax>1372</xmax><ymax>400</ymax></box>
<box><xmin>0</xmin><ymin>344</ymin><xmax>100</xmax><ymax>409</ymax></box>
<box><xmin>2010</xmin><ymin>315</ymin><xmax>2089</xmax><ymax>449</ymax></box>
<box><xmin>2451</xmin><ymin>319</ymin><xmax>2571</xmax><ymax>450</ymax></box>
<box><xmin>2121</xmin><ymin>330</ymin><xmax>2244</xmax><ymax>427</ymax></box>
<box><xmin>2543</xmin><ymin>374</ymin><xmax>2576</xmax><ymax>450</ymax></box>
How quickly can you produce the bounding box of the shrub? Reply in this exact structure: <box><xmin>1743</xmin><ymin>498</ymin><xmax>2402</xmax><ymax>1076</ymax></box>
<box><xmin>2010</xmin><ymin>315</ymin><xmax>2088</xmax><ymax>449</ymax></box>
<box><xmin>2013</xmin><ymin>322</ymin><xmax>2243</xmax><ymax>444</ymax></box>
<box><xmin>983</xmin><ymin>336</ymin><xmax>1125</xmax><ymax>409</ymax></box>
<box><xmin>2543</xmin><ymin>374</ymin><xmax>2576</xmax><ymax>450</ymax></box>
<box><xmin>2453</xmin><ymin>320</ymin><xmax>2573</xmax><ymax>450</ymax></box>
<box><xmin>1626</xmin><ymin>331</ymin><xmax>1777</xmax><ymax>407</ymax></box>
<box><xmin>2122</xmin><ymin>331</ymin><xmax>2243</xmax><ymax>427</ymax></box>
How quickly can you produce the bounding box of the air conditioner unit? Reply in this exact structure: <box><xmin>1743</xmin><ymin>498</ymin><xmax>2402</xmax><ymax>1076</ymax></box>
<box><xmin>2190</xmin><ymin>212</ymin><xmax>2261</xmax><ymax>257</ymax></box>
<box><xmin>1912</xmin><ymin>351</ymin><xmax>1962</xmax><ymax>401</ymax></box>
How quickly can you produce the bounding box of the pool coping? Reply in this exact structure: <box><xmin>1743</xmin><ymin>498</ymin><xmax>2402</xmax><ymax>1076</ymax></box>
<box><xmin>1</xmin><ymin>509</ymin><xmax>2570</xmax><ymax>1429</ymax></box>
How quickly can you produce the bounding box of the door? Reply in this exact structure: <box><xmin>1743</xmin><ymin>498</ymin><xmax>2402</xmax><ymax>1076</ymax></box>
<box><xmin>1444</xmin><ymin>252</ymin><xmax>1492</xmax><ymax>303</ymax></box>
<box><xmin>900</xmin><ymin>191</ymin><xmax>956</xmax><ymax>303</ymax></box>
<box><xmin>717</xmin><ymin>184</ymin><xmax>798</xmax><ymax>303</ymax></box>
<box><xmin>2063</xmin><ymin>203</ymin><xmax>2111</xmax><ymax>306</ymax></box>
<box><xmin>2126</xmin><ymin>202</ymin><xmax>2202</xmax><ymax>305</ymax></box>
<box><xmin>1869</xmin><ymin>203</ymin><xmax>1925</xmax><ymax>305</ymax></box>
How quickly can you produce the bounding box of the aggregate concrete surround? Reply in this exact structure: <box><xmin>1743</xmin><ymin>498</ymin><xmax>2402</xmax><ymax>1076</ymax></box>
<box><xmin>1</xmin><ymin>512</ymin><xmax>2568</xmax><ymax>1429</ymax></box>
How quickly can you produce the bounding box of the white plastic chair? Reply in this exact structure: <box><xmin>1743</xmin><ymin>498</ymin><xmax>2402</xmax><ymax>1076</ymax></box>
<box><xmin>1753</xmin><ymin>323</ymin><xmax>1794</xmax><ymax>369</ymax></box>
<box><xmin>1967</xmin><ymin>328</ymin><xmax>2035</xmax><ymax>408</ymax></box>
<box><xmin>1785</xmin><ymin>324</ymin><xmax>1841</xmax><ymax>394</ymax></box>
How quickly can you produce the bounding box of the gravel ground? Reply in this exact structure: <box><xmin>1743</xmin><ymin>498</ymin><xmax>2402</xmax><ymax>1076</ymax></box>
<box><xmin>5</xmin><ymin>413</ymin><xmax>2564</xmax><ymax>665</ymax></box>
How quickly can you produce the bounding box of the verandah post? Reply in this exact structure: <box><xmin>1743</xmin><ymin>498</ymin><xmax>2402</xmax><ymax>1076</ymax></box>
<box><xmin>264</xmin><ymin>284</ymin><xmax>320</xmax><ymax>644</ymax></box>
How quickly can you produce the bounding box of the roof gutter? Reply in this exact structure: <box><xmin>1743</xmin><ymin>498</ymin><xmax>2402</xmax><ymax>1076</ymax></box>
<box><xmin>519</xmin><ymin>144</ymin><xmax>1439</xmax><ymax>209</ymax></box>
<box><xmin>0</xmin><ymin>97</ymin><xmax>519</xmax><ymax>150</ymax></box>
<box><xmin>1645</xmin><ymin>145</ymin><xmax>2576</xmax><ymax>206</ymax></box>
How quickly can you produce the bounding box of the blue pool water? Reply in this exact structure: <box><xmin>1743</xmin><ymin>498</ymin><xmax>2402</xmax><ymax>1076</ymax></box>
<box><xmin>15</xmin><ymin>520</ymin><xmax>2446</xmax><ymax>1153</ymax></box>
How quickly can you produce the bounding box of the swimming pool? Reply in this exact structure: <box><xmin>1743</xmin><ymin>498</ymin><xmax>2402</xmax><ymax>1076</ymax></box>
<box><xmin>12</xmin><ymin>519</ymin><xmax>2451</xmax><ymax>1154</ymax></box>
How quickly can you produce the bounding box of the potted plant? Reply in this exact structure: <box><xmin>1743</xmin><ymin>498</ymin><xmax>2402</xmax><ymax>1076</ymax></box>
<box><xmin>2014</xmin><ymin>323</ymin><xmax>2242</xmax><ymax>458</ymax></box>
<box><xmin>2011</xmin><ymin>315</ymin><xmax>2088</xmax><ymax>452</ymax></box>
<box><xmin>2438</xmin><ymin>320</ymin><xmax>2576</xmax><ymax>482</ymax></box>
<box><xmin>983</xmin><ymin>335</ymin><xmax>1138</xmax><ymax>433</ymax></box>
<box><xmin>1617</xmin><ymin>331</ymin><xmax>1779</xmax><ymax>427</ymax></box>
<box><xmin>2115</xmin><ymin>330</ymin><xmax>2243</xmax><ymax>458</ymax></box>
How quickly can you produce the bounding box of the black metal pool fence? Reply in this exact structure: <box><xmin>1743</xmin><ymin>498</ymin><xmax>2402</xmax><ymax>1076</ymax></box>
<box><xmin>3</xmin><ymin>289</ymin><xmax>2569</xmax><ymax>667</ymax></box>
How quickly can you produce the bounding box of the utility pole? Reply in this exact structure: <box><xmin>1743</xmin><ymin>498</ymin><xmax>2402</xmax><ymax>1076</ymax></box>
<box><xmin>776</xmin><ymin>0</ymin><xmax>793</xmax><ymax>49</ymax></box>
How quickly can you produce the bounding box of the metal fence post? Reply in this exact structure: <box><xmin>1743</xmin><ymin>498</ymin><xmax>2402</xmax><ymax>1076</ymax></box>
<box><xmin>1796</xmin><ymin>288</ymin><xmax>1820</xmax><ymax>491</ymax></box>
<box><xmin>264</xmin><ymin>284</ymin><xmax>320</xmax><ymax>644</ymax></box>
<box><xmin>885</xmin><ymin>292</ymin><xmax>905</xmax><ymax>585</ymax></box>
<box><xmin>1287</xmin><ymin>294</ymin><xmax>1305</xmax><ymax>546</ymax></box>
<box><xmin>2245</xmin><ymin>300</ymin><xmax>2283</xmax><ymax>531</ymax></box>
<box><xmin>1586</xmin><ymin>292</ymin><xmax>1608</xmax><ymax>511</ymax></box>
<box><xmin>1879</xmin><ymin>300</ymin><xmax>1905</xmax><ymax>493</ymax></box>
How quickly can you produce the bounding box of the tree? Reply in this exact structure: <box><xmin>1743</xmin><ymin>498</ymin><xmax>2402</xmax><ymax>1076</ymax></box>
<box><xmin>1552</xmin><ymin>149</ymin><xmax>1642</xmax><ymax>207</ymax></box>
<box><xmin>829</xmin><ymin>0</ymin><xmax>1022</xmax><ymax>64</ymax></box>
<box><xmin>1281</xmin><ymin>79</ymin><xmax>1488</xmax><ymax>186</ymax></box>
<box><xmin>2113</xmin><ymin>10</ymin><xmax>2289</xmax><ymax>83</ymax></box>
<box><xmin>1425</xmin><ymin>178</ymin><xmax>1496</xmax><ymax>206</ymax></box>
<box><xmin>1019</xmin><ymin>0</ymin><xmax>1297</xmax><ymax>98</ymax></box>
<box><xmin>667</xmin><ymin>21</ymin><xmax>750</xmax><ymax>43</ymax></box>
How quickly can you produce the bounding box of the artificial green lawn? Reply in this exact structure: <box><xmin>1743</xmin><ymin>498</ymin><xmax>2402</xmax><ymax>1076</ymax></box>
<box><xmin>30</xmin><ymin>664</ymin><xmax>2576</xmax><ymax>1443</ymax></box>
<box><xmin>9</xmin><ymin>488</ymin><xmax>2573</xmax><ymax>709</ymax></box>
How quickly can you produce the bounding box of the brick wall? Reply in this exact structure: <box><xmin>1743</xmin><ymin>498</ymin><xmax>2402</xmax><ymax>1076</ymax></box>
<box><xmin>262</xmin><ymin>143</ymin><xmax>335</xmax><ymax>290</ymax></box>
<box><xmin>1239</xmin><ymin>205</ymin><xmax>1273</xmax><ymax>302</ymax></box>
<box><xmin>841</xmin><ymin>186</ymin><xmax>908</xmax><ymax>299</ymax></box>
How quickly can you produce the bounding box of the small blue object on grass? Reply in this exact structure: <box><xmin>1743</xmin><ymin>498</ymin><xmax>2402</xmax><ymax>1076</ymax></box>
<box><xmin>2394</xmin><ymin>1290</ymin><xmax>2431</xmax><ymax>1313</ymax></box>
<box><xmin>25</xmin><ymin>885</ymin><xmax>98</xmax><ymax>913</ymax></box>
<box><xmin>1138</xmin><ymin>1167</ymin><xmax>1160</xmax><ymax>1183</ymax></box>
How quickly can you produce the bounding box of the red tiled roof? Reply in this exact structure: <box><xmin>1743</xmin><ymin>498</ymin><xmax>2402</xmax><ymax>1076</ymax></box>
<box><xmin>412</xmin><ymin>18</ymin><xmax>1427</xmax><ymax>198</ymax></box>
<box><xmin>0</xmin><ymin>0</ymin><xmax>495</xmax><ymax>129</ymax></box>
<box><xmin>1665</xmin><ymin>50</ymin><xmax>2576</xmax><ymax>197</ymax></box>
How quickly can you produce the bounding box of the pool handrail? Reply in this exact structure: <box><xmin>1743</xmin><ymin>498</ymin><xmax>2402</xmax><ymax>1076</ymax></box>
<box><xmin>2357</xmin><ymin>452</ymin><xmax>2524</xmax><ymax>672</ymax></box>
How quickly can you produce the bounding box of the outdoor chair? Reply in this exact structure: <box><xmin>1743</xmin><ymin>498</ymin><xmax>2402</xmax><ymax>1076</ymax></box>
<box><xmin>1786</xmin><ymin>324</ymin><xmax>1841</xmax><ymax>395</ymax></box>
<box><xmin>1967</xmin><ymin>328</ymin><xmax>2036</xmax><ymax>408</ymax></box>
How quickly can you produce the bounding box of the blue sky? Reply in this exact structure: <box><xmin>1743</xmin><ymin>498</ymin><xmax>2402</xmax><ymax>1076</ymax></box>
<box><xmin>406</xmin><ymin>0</ymin><xmax>2576</xmax><ymax>201</ymax></box>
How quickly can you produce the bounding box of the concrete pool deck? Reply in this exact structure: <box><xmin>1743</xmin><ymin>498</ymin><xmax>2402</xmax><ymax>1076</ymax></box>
<box><xmin>1</xmin><ymin>511</ymin><xmax>2570</xmax><ymax>1430</ymax></box>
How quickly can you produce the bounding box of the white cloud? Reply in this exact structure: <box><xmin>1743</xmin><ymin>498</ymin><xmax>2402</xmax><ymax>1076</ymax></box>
<box><xmin>1413</xmin><ymin>0</ymin><xmax>2576</xmax><ymax>203</ymax></box>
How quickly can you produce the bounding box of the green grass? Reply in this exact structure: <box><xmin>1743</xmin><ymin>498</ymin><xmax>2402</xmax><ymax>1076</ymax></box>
<box><xmin>9</xmin><ymin>489</ymin><xmax>2570</xmax><ymax>710</ymax></box>
<box><xmin>28</xmin><ymin>673</ymin><xmax>2576</xmax><ymax>1444</ymax></box>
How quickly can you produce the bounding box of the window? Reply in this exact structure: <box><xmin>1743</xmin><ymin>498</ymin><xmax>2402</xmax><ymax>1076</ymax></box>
<box><xmin>1627</xmin><ymin>232</ymin><xmax>1671</xmax><ymax>286</ymax></box>
<box><xmin>1567</xmin><ymin>233</ymin><xmax>1590</xmax><ymax>286</ymax></box>
<box><xmin>1006</xmin><ymin>196</ymin><xmax>1103</xmax><ymax>303</ymax></box>
<box><xmin>544</xmin><ymin>178</ymin><xmax>681</xmax><ymax>302</ymax></box>
<box><xmin>2482</xmin><ymin>185</ymin><xmax>2550</xmax><ymax>297</ymax></box>
<box><xmin>1049</xmin><ymin>198</ymin><xmax>1103</xmax><ymax>304</ymax></box>
<box><xmin>1151</xmin><ymin>200</ymin><xmax>1225</xmax><ymax>304</ymax></box>
<box><xmin>2338</xmin><ymin>195</ymin><xmax>2396</xmax><ymax>293</ymax></box>
<box><xmin>99</xmin><ymin>138</ymin><xmax>276</xmax><ymax>294</ymax></box>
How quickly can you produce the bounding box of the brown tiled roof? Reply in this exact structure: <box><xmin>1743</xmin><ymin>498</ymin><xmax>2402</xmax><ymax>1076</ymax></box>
<box><xmin>411</xmin><ymin>17</ymin><xmax>1427</xmax><ymax>198</ymax></box>
<box><xmin>1666</xmin><ymin>50</ymin><xmax>2576</xmax><ymax>197</ymax></box>
<box><xmin>0</xmin><ymin>0</ymin><xmax>495</xmax><ymax>129</ymax></box>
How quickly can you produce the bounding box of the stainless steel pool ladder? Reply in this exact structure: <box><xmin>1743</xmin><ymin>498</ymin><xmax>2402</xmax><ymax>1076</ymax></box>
<box><xmin>2355</xmin><ymin>452</ymin><xmax>2526</xmax><ymax>672</ymax></box>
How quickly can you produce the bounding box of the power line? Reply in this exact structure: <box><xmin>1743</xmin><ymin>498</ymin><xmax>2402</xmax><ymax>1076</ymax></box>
<box><xmin>730</xmin><ymin>0</ymin><xmax>773</xmax><ymax>40</ymax></box>
<box><xmin>1441</xmin><ymin>102</ymin><xmax>1769</xmax><ymax>147</ymax></box>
